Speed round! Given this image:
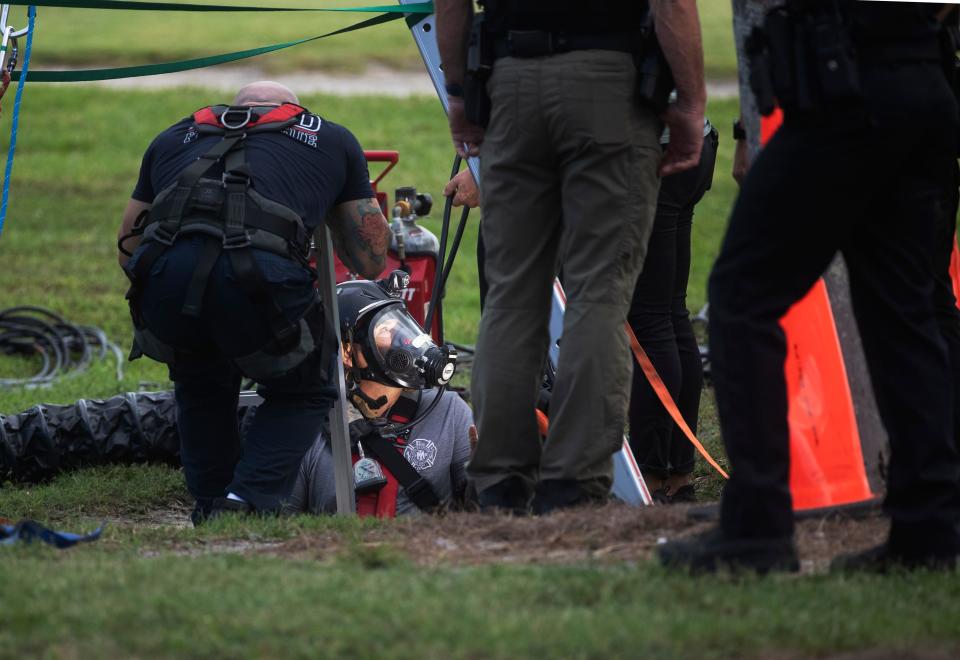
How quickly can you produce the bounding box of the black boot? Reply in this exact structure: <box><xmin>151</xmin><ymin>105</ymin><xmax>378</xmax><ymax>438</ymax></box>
<box><xmin>207</xmin><ymin>496</ymin><xmax>254</xmax><ymax>520</ymax></box>
<box><xmin>831</xmin><ymin>522</ymin><xmax>960</xmax><ymax>573</ymax></box>
<box><xmin>192</xmin><ymin>496</ymin><xmax>256</xmax><ymax>526</ymax></box>
<box><xmin>531</xmin><ymin>479</ymin><xmax>606</xmax><ymax>515</ymax></box>
<box><xmin>658</xmin><ymin>526</ymin><xmax>800</xmax><ymax>574</ymax></box>
<box><xmin>830</xmin><ymin>542</ymin><xmax>958</xmax><ymax>573</ymax></box>
<box><xmin>477</xmin><ymin>476</ymin><xmax>532</xmax><ymax>515</ymax></box>
<box><xmin>190</xmin><ymin>497</ymin><xmax>215</xmax><ymax>527</ymax></box>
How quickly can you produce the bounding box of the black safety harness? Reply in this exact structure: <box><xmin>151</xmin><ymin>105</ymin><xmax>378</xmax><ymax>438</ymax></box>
<box><xmin>124</xmin><ymin>103</ymin><xmax>326</xmax><ymax>380</ymax></box>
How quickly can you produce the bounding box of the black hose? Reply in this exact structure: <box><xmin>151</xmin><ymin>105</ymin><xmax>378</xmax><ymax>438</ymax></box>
<box><xmin>0</xmin><ymin>389</ymin><xmax>259</xmax><ymax>484</ymax></box>
<box><xmin>0</xmin><ymin>306</ymin><xmax>124</xmax><ymax>388</ymax></box>
<box><xmin>424</xmin><ymin>153</ymin><xmax>474</xmax><ymax>347</ymax></box>
<box><xmin>440</xmin><ymin>205</ymin><xmax>471</xmax><ymax>294</ymax></box>
<box><xmin>424</xmin><ymin>154</ymin><xmax>461</xmax><ymax>344</ymax></box>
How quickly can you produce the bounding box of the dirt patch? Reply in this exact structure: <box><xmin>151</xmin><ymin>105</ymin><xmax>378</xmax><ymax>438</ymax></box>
<box><xmin>142</xmin><ymin>537</ymin><xmax>288</xmax><ymax>558</ymax></box>
<box><xmin>263</xmin><ymin>502</ymin><xmax>890</xmax><ymax>572</ymax></box>
<box><xmin>272</xmin><ymin>502</ymin><xmax>698</xmax><ymax>566</ymax></box>
<box><xmin>795</xmin><ymin>512</ymin><xmax>888</xmax><ymax>574</ymax></box>
<box><xmin>121</xmin><ymin>500</ymin><xmax>891</xmax><ymax>570</ymax></box>
<box><xmin>105</xmin><ymin>505</ymin><xmax>194</xmax><ymax>531</ymax></box>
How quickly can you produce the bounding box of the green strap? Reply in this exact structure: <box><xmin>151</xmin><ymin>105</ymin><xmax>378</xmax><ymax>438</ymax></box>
<box><xmin>3</xmin><ymin>1</ymin><xmax>432</xmax><ymax>14</ymax></box>
<box><xmin>12</xmin><ymin>12</ymin><xmax>408</xmax><ymax>81</ymax></box>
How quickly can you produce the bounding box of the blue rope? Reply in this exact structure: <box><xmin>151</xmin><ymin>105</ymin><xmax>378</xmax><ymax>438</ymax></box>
<box><xmin>0</xmin><ymin>5</ymin><xmax>36</xmax><ymax>239</ymax></box>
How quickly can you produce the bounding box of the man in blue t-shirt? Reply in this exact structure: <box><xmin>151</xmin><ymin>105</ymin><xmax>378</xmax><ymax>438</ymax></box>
<box><xmin>117</xmin><ymin>81</ymin><xmax>391</xmax><ymax>524</ymax></box>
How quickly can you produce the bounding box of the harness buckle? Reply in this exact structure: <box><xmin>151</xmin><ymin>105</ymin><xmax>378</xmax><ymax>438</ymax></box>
<box><xmin>152</xmin><ymin>223</ymin><xmax>177</xmax><ymax>246</ymax></box>
<box><xmin>220</xmin><ymin>106</ymin><xmax>253</xmax><ymax>131</ymax></box>
<box><xmin>222</xmin><ymin>230</ymin><xmax>252</xmax><ymax>250</ymax></box>
<box><xmin>274</xmin><ymin>320</ymin><xmax>300</xmax><ymax>350</ymax></box>
<box><xmin>222</xmin><ymin>171</ymin><xmax>251</xmax><ymax>187</ymax></box>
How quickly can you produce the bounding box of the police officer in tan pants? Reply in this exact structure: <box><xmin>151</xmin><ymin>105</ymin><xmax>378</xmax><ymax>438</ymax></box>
<box><xmin>437</xmin><ymin>0</ymin><xmax>705</xmax><ymax>514</ymax></box>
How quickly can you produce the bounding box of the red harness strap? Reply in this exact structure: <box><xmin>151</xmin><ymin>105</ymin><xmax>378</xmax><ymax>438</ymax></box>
<box><xmin>191</xmin><ymin>103</ymin><xmax>307</xmax><ymax>130</ymax></box>
<box><xmin>354</xmin><ymin>397</ymin><xmax>418</xmax><ymax>518</ymax></box>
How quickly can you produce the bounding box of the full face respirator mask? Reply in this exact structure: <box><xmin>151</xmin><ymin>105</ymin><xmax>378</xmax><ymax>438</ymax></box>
<box><xmin>338</xmin><ymin>272</ymin><xmax>457</xmax><ymax>414</ymax></box>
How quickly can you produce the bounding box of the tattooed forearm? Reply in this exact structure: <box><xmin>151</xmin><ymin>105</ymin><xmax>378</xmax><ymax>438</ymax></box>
<box><xmin>329</xmin><ymin>198</ymin><xmax>390</xmax><ymax>279</ymax></box>
<box><xmin>356</xmin><ymin>199</ymin><xmax>389</xmax><ymax>259</ymax></box>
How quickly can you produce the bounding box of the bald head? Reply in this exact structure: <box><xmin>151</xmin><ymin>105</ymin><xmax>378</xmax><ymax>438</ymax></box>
<box><xmin>232</xmin><ymin>81</ymin><xmax>299</xmax><ymax>107</ymax></box>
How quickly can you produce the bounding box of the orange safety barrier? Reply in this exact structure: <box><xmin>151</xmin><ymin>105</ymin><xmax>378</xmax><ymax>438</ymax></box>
<box><xmin>625</xmin><ymin>324</ymin><xmax>729</xmax><ymax>479</ymax></box>
<box><xmin>531</xmin><ymin>322</ymin><xmax>728</xmax><ymax>479</ymax></box>
<box><xmin>759</xmin><ymin>111</ymin><xmax>875</xmax><ymax>511</ymax></box>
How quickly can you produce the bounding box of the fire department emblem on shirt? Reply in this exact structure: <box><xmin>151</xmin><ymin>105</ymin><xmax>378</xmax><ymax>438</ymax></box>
<box><xmin>404</xmin><ymin>438</ymin><xmax>437</xmax><ymax>471</ymax></box>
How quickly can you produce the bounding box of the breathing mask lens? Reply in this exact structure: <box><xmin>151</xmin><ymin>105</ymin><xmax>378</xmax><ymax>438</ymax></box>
<box><xmin>365</xmin><ymin>305</ymin><xmax>456</xmax><ymax>388</ymax></box>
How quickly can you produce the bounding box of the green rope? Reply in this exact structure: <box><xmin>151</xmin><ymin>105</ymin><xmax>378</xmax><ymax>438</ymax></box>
<box><xmin>3</xmin><ymin>1</ymin><xmax>432</xmax><ymax>14</ymax></box>
<box><xmin>12</xmin><ymin>11</ymin><xmax>412</xmax><ymax>81</ymax></box>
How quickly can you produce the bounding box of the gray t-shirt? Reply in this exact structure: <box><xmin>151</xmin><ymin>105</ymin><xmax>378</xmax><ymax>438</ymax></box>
<box><xmin>287</xmin><ymin>390</ymin><xmax>474</xmax><ymax>516</ymax></box>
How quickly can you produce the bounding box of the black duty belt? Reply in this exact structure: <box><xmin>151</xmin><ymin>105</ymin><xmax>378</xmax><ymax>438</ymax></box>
<box><xmin>493</xmin><ymin>30</ymin><xmax>641</xmax><ymax>59</ymax></box>
<box><xmin>857</xmin><ymin>40</ymin><xmax>942</xmax><ymax>66</ymax></box>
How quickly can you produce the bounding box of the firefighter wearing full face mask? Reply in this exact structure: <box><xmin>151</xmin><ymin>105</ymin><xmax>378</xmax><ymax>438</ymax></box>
<box><xmin>286</xmin><ymin>273</ymin><xmax>475</xmax><ymax>517</ymax></box>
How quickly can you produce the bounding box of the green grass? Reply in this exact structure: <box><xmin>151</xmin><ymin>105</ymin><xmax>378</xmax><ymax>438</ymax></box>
<box><xmin>27</xmin><ymin>1</ymin><xmax>426</xmax><ymax>74</ymax></box>
<box><xmin>2</xmin><ymin>553</ymin><xmax>959</xmax><ymax>658</ymax></box>
<box><xmin>2</xmin><ymin>467</ymin><xmax>960</xmax><ymax>658</ymax></box>
<box><xmin>16</xmin><ymin>1</ymin><xmax>738</xmax><ymax>78</ymax></box>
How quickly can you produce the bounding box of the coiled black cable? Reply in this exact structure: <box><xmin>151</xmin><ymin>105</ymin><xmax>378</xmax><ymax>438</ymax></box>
<box><xmin>0</xmin><ymin>306</ymin><xmax>124</xmax><ymax>388</ymax></box>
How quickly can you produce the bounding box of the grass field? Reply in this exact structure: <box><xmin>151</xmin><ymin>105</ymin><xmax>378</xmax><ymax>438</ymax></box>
<box><xmin>3</xmin><ymin>86</ymin><xmax>957</xmax><ymax>657</ymax></box>
<box><xmin>20</xmin><ymin>1</ymin><xmax>739</xmax><ymax>79</ymax></box>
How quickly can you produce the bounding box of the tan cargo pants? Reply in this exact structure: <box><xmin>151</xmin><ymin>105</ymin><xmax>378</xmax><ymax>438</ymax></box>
<box><xmin>470</xmin><ymin>49</ymin><xmax>662</xmax><ymax>497</ymax></box>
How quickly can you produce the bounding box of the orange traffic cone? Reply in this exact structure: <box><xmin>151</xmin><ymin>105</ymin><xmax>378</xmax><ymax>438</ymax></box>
<box><xmin>758</xmin><ymin>112</ymin><xmax>876</xmax><ymax>512</ymax></box>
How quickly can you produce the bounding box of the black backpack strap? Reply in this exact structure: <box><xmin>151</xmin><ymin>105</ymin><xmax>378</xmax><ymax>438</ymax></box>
<box><xmin>360</xmin><ymin>431</ymin><xmax>441</xmax><ymax>513</ymax></box>
<box><xmin>179</xmin><ymin>236</ymin><xmax>221</xmax><ymax>318</ymax></box>
<box><xmin>180</xmin><ymin>135</ymin><xmax>250</xmax><ymax>318</ymax></box>
<box><xmin>150</xmin><ymin>133</ymin><xmax>245</xmax><ymax>245</ymax></box>
<box><xmin>222</xmin><ymin>140</ymin><xmax>253</xmax><ymax>247</ymax></box>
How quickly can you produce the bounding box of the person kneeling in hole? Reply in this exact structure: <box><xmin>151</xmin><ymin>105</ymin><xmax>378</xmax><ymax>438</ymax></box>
<box><xmin>285</xmin><ymin>272</ymin><xmax>475</xmax><ymax>517</ymax></box>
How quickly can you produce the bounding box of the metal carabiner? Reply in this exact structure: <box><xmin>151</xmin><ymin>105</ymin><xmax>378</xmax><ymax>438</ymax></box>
<box><xmin>0</xmin><ymin>4</ymin><xmax>31</xmax><ymax>73</ymax></box>
<box><xmin>4</xmin><ymin>36</ymin><xmax>17</xmax><ymax>74</ymax></box>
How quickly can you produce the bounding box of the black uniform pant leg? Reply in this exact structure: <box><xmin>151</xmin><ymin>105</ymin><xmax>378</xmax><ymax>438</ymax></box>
<box><xmin>229</xmin><ymin>340</ymin><xmax>337</xmax><ymax>513</ymax></box>
<box><xmin>843</xmin><ymin>155</ymin><xmax>960</xmax><ymax>552</ymax></box>
<box><xmin>627</xmin><ymin>133</ymin><xmax>715</xmax><ymax>478</ymax></box>
<box><xmin>709</xmin><ymin>119</ymin><xmax>872</xmax><ymax>539</ymax></box>
<box><xmin>668</xmin><ymin>131</ymin><xmax>716</xmax><ymax>476</ymax></box>
<box><xmin>135</xmin><ymin>240</ymin><xmax>244</xmax><ymax>507</ymax></box>
<box><xmin>171</xmin><ymin>357</ymin><xmax>243</xmax><ymax>504</ymax></box>
<box><xmin>668</xmin><ymin>194</ymin><xmax>704</xmax><ymax>477</ymax></box>
<box><xmin>206</xmin><ymin>257</ymin><xmax>338</xmax><ymax>514</ymax></box>
<box><xmin>627</xmin><ymin>185</ymin><xmax>683</xmax><ymax>480</ymax></box>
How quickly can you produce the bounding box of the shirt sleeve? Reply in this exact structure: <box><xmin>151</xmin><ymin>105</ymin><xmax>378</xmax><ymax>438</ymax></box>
<box><xmin>334</xmin><ymin>126</ymin><xmax>375</xmax><ymax>205</ymax></box>
<box><xmin>130</xmin><ymin>139</ymin><xmax>158</xmax><ymax>203</ymax></box>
